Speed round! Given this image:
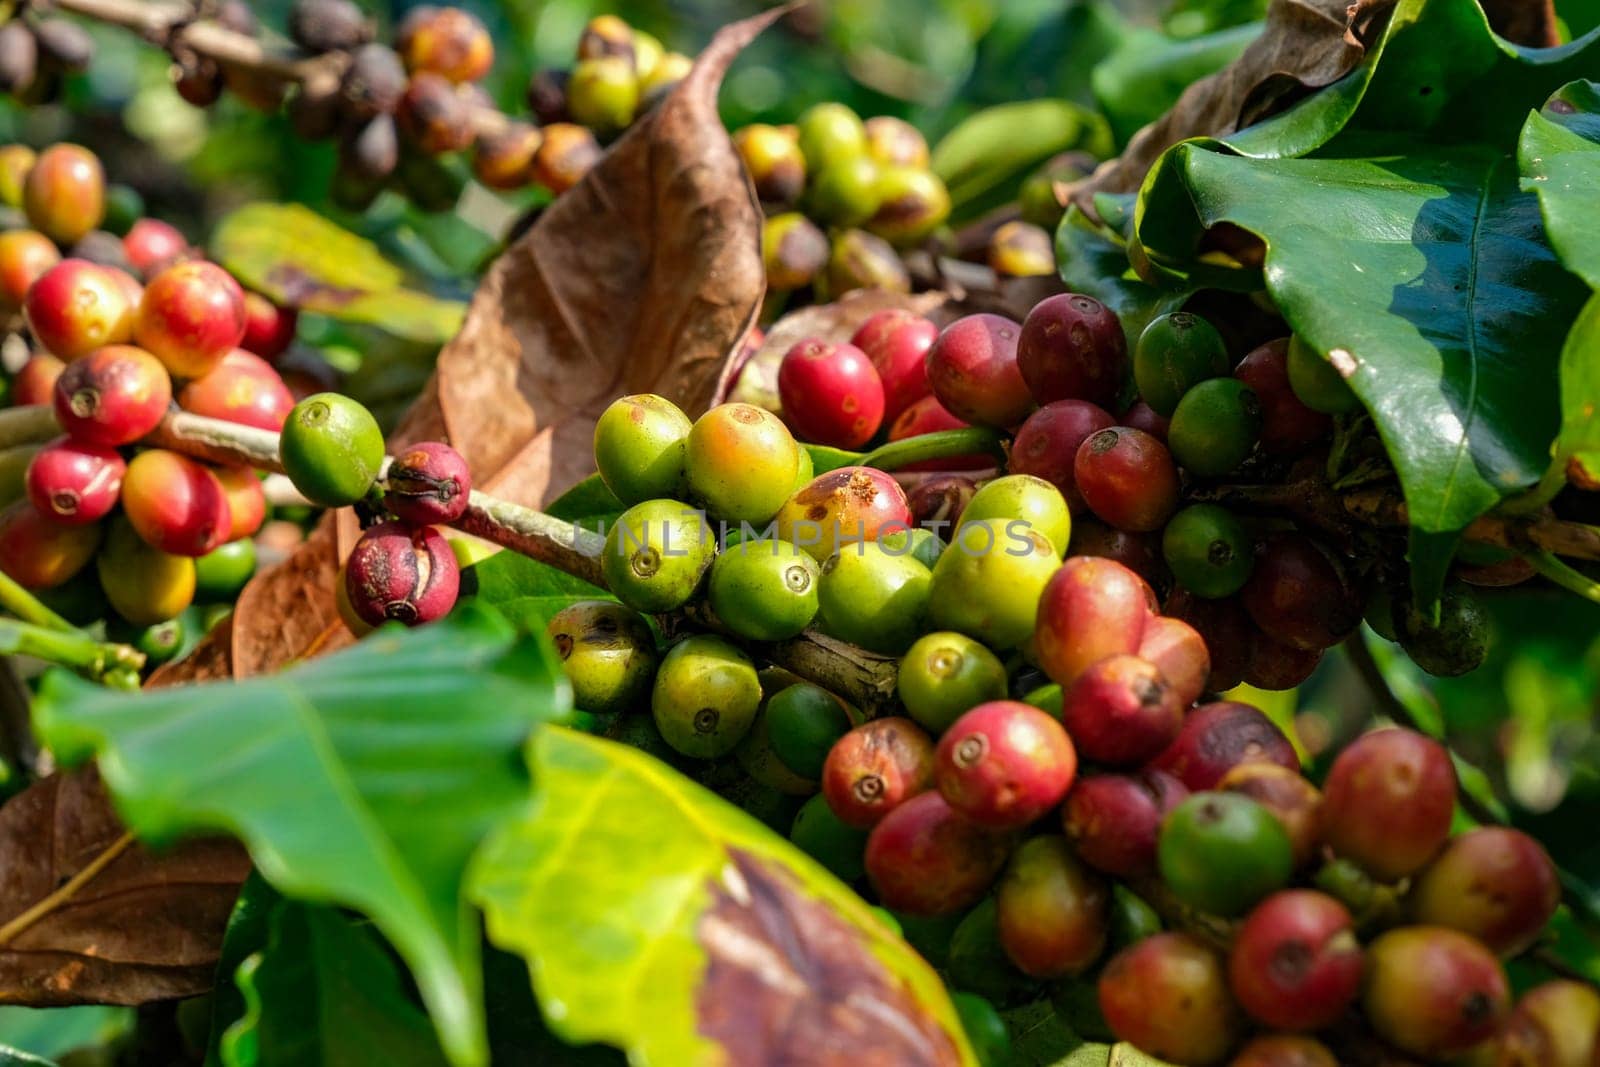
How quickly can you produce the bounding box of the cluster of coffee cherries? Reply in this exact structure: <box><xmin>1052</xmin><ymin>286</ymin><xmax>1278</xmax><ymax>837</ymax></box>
<box><xmin>0</xmin><ymin>142</ymin><xmax>310</xmax><ymax>660</ymax></box>
<box><xmin>737</xmin><ymin>104</ymin><xmax>953</xmax><ymax>301</ymax></box>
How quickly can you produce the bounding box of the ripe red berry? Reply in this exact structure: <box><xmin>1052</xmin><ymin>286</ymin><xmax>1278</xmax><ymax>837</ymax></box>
<box><xmin>1062</xmin><ymin>769</ymin><xmax>1188</xmax><ymax>878</ymax></box>
<box><xmin>1150</xmin><ymin>700</ymin><xmax>1299</xmax><ymax>792</ymax></box>
<box><xmin>344</xmin><ymin>521</ymin><xmax>461</xmax><ymax>627</ymax></box>
<box><xmin>1234</xmin><ymin>338</ymin><xmax>1331</xmax><ymax>453</ymax></box>
<box><xmin>1074</xmin><ymin>426</ymin><xmax>1180</xmax><ymax>532</ymax></box>
<box><xmin>1321</xmin><ymin>728</ymin><xmax>1456</xmax><ymax>882</ymax></box>
<box><xmin>863</xmin><ymin>790</ymin><xmax>1012</xmax><ymax>917</ymax></box>
<box><xmin>53</xmin><ymin>344</ymin><xmax>172</xmax><ymax>447</ymax></box>
<box><xmin>1164</xmin><ymin>587</ymin><xmax>1254</xmax><ymax>693</ymax></box>
<box><xmin>887</xmin><ymin>395</ymin><xmax>989</xmax><ymax>471</ymax></box>
<box><xmin>24</xmin><ymin>259</ymin><xmax>135</xmax><ymax>359</ymax></box>
<box><xmin>122</xmin><ymin>218</ymin><xmax>190</xmax><ymax>277</ymax></box>
<box><xmin>1060</xmin><ymin>654</ymin><xmax>1183</xmax><ymax>766</ymax></box>
<box><xmin>935</xmin><ymin>701</ymin><xmax>1077</xmax><ymax>830</ymax></box>
<box><xmin>25</xmin><ymin>437</ymin><xmax>125</xmax><ymax>525</ymax></box>
<box><xmin>216</xmin><ymin>465</ymin><xmax>267</xmax><ymax>542</ymax></box>
<box><xmin>1362</xmin><ymin>926</ymin><xmax>1509</xmax><ymax>1059</ymax></box>
<box><xmin>925</xmin><ymin>313</ymin><xmax>1033</xmax><ymax>428</ymax></box>
<box><xmin>851</xmin><ymin>309</ymin><xmax>937</xmax><ymax>423</ymax></box>
<box><xmin>384</xmin><ymin>441</ymin><xmax>472</xmax><ymax>525</ymax></box>
<box><xmin>996</xmin><ymin>835</ymin><xmax>1108</xmax><ymax>979</ymax></box>
<box><xmin>1228</xmin><ymin>890</ymin><xmax>1362</xmax><ymax>1032</ymax></box>
<box><xmin>23</xmin><ymin>144</ymin><xmax>104</xmax><ymax>245</ymax></box>
<box><xmin>1098</xmin><ymin>933</ymin><xmax>1243</xmax><ymax>1066</ymax></box>
<box><xmin>239</xmin><ymin>291</ymin><xmax>298</xmax><ymax>360</ymax></box>
<box><xmin>1135</xmin><ymin>615</ymin><xmax>1209</xmax><ymax>708</ymax></box>
<box><xmin>13</xmin><ymin>353</ymin><xmax>64</xmax><ymax>407</ymax></box>
<box><xmin>1067</xmin><ymin>517</ymin><xmax>1166</xmax><ymax>592</ymax></box>
<box><xmin>1009</xmin><ymin>399</ymin><xmax>1115</xmax><ymax>511</ymax></box>
<box><xmin>777</xmin><ymin>338</ymin><xmax>886</xmax><ymax>448</ymax></box>
<box><xmin>135</xmin><ymin>260</ymin><xmax>247</xmax><ymax>378</ymax></box>
<box><xmin>176</xmin><ymin>348</ymin><xmax>296</xmax><ymax>431</ymax></box>
<box><xmin>0</xmin><ymin>229</ymin><xmax>60</xmax><ymax>307</ymax></box>
<box><xmin>1241</xmin><ymin>533</ymin><xmax>1360</xmax><ymax>651</ymax></box>
<box><xmin>120</xmin><ymin>449</ymin><xmax>232</xmax><ymax>557</ymax></box>
<box><xmin>1408</xmin><ymin>826</ymin><xmax>1559</xmax><ymax>957</ymax></box>
<box><xmin>0</xmin><ymin>500</ymin><xmax>102</xmax><ymax>589</ymax></box>
<box><xmin>1119</xmin><ymin>399</ymin><xmax>1169</xmax><ymax>442</ymax></box>
<box><xmin>821</xmin><ymin>717</ymin><xmax>935</xmax><ymax>829</ymax></box>
<box><xmin>1229</xmin><ymin>1036</ymin><xmax>1337</xmax><ymax>1067</ymax></box>
<box><xmin>1494</xmin><ymin>980</ymin><xmax>1600</xmax><ymax>1067</ymax></box>
<box><xmin>1016</xmin><ymin>293</ymin><xmax>1128</xmax><ymax>409</ymax></box>
<box><xmin>1033</xmin><ymin>555</ymin><xmax>1152</xmax><ymax>688</ymax></box>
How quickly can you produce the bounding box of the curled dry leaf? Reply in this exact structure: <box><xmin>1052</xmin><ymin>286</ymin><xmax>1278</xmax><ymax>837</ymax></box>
<box><xmin>0</xmin><ymin>768</ymin><xmax>249</xmax><ymax>1006</ymax></box>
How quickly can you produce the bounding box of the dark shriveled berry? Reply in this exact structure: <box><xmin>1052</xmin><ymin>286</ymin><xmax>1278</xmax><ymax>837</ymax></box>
<box><xmin>532</xmin><ymin>123</ymin><xmax>602</xmax><ymax>195</ymax></box>
<box><xmin>1241</xmin><ymin>533</ymin><xmax>1360</xmax><ymax>651</ymax></box>
<box><xmin>1150</xmin><ymin>700</ymin><xmax>1299</xmax><ymax>792</ymax></box>
<box><xmin>472</xmin><ymin>122</ymin><xmax>542</xmax><ymax>190</ymax></box>
<box><xmin>288</xmin><ymin>0</ymin><xmax>372</xmax><ymax>52</ymax></box>
<box><xmin>399</xmin><ymin>73</ymin><xmax>476</xmax><ymax>155</ymax></box>
<box><xmin>340</xmin><ymin>44</ymin><xmax>407</xmax><ymax>121</ymax></box>
<box><xmin>344</xmin><ymin>521</ymin><xmax>460</xmax><ymax>627</ymax></box>
<box><xmin>0</xmin><ymin>22</ymin><xmax>38</xmax><ymax>94</ymax></box>
<box><xmin>384</xmin><ymin>441</ymin><xmax>471</xmax><ymax>525</ymax></box>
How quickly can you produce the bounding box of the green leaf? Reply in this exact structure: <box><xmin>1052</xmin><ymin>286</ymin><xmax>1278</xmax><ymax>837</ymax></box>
<box><xmin>462</xmin><ymin>548</ymin><xmax>611</xmax><ymax>637</ymax></box>
<box><xmin>0</xmin><ymin>1006</ymin><xmax>129</xmax><ymax>1061</ymax></box>
<box><xmin>222</xmin><ymin>902</ymin><xmax>448</xmax><ymax>1067</ymax></box>
<box><xmin>470</xmin><ymin>727</ymin><xmax>976</xmax><ymax>1066</ymax></box>
<box><xmin>0</xmin><ymin>1047</ymin><xmax>55</xmax><ymax>1066</ymax></box>
<box><xmin>1092</xmin><ymin>23</ymin><xmax>1261</xmax><ymax>145</ymax></box>
<box><xmin>544</xmin><ymin>475</ymin><xmax>624</xmax><ymax>529</ymax></box>
<box><xmin>932</xmin><ymin>100</ymin><xmax>1113</xmax><ymax>222</ymax></box>
<box><xmin>212</xmin><ymin>203</ymin><xmax>466</xmax><ymax>343</ymax></box>
<box><xmin>1055</xmin><ymin>205</ymin><xmax>1191</xmax><ymax>348</ymax></box>
<box><xmin>204</xmin><ymin>874</ymin><xmax>282</xmax><ymax>1067</ymax></box>
<box><xmin>33</xmin><ymin>605</ymin><xmax>572</xmax><ymax>1067</ymax></box>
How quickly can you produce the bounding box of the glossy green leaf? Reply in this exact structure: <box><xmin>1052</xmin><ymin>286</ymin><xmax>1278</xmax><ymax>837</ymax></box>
<box><xmin>222</xmin><ymin>902</ymin><xmax>447</xmax><ymax>1067</ymax></box>
<box><xmin>932</xmin><ymin>100</ymin><xmax>1113</xmax><ymax>222</ymax></box>
<box><xmin>34</xmin><ymin>605</ymin><xmax>572</xmax><ymax>1067</ymax></box>
<box><xmin>1055</xmin><ymin>206</ymin><xmax>1190</xmax><ymax>348</ymax></box>
<box><xmin>212</xmin><ymin>203</ymin><xmax>466</xmax><ymax>343</ymax></box>
<box><xmin>470</xmin><ymin>727</ymin><xmax>976</xmax><ymax>1066</ymax></box>
<box><xmin>0</xmin><ymin>1006</ymin><xmax>128</xmax><ymax>1061</ymax></box>
<box><xmin>1092</xmin><ymin>22</ymin><xmax>1260</xmax><ymax>144</ymax></box>
<box><xmin>544</xmin><ymin>475</ymin><xmax>625</xmax><ymax>529</ymax></box>
<box><xmin>462</xmin><ymin>547</ymin><xmax>612</xmax><ymax>636</ymax></box>
<box><xmin>204</xmin><ymin>875</ymin><xmax>281</xmax><ymax>1067</ymax></box>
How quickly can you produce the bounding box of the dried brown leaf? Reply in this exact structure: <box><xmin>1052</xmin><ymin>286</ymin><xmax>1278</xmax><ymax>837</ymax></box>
<box><xmin>0</xmin><ymin>768</ymin><xmax>248</xmax><ymax>1006</ymax></box>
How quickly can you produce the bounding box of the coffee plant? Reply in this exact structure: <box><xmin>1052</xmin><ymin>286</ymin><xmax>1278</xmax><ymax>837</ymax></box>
<box><xmin>0</xmin><ymin>1</ymin><xmax>1592</xmax><ymax>1065</ymax></box>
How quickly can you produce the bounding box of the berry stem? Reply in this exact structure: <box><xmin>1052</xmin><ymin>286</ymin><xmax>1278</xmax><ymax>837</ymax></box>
<box><xmin>0</xmin><ymin>569</ymin><xmax>78</xmax><ymax>634</ymax></box>
<box><xmin>1524</xmin><ymin>551</ymin><xmax>1600</xmax><ymax>605</ymax></box>
<box><xmin>856</xmin><ymin>427</ymin><xmax>1007</xmax><ymax>473</ymax></box>
<box><xmin>0</xmin><ymin>617</ymin><xmax>145</xmax><ymax>687</ymax></box>
<box><xmin>0</xmin><ymin>405</ymin><xmax>64</xmax><ymax>451</ymax></box>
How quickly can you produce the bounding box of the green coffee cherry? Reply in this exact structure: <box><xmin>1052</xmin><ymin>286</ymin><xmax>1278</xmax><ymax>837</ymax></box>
<box><xmin>194</xmin><ymin>538</ymin><xmax>257</xmax><ymax>602</ymax></box>
<box><xmin>651</xmin><ymin>635</ymin><xmax>760</xmax><ymax>759</ymax></box>
<box><xmin>947</xmin><ymin>897</ymin><xmax>1038</xmax><ymax>1006</ymax></box>
<box><xmin>734</xmin><ymin>702</ymin><xmax>819</xmax><ymax>795</ymax></box>
<box><xmin>879</xmin><ymin>525</ymin><xmax>943</xmax><ymax>570</ymax></box>
<box><xmin>567</xmin><ymin>55</ymin><xmax>639</xmax><ymax>135</ymax></box>
<box><xmin>959</xmin><ymin>475</ymin><xmax>1071</xmax><ymax>558</ymax></box>
<box><xmin>1168</xmin><ymin>378</ymin><xmax>1263</xmax><ymax>477</ymax></box>
<box><xmin>762</xmin><ymin>212</ymin><xmax>829</xmax><ymax>292</ymax></box>
<box><xmin>1162</xmin><ymin>504</ymin><xmax>1253</xmax><ymax>598</ymax></box>
<box><xmin>98</xmin><ymin>516</ymin><xmax>195</xmax><ymax>626</ymax></box>
<box><xmin>823</xmin><ymin>228</ymin><xmax>910</xmax><ymax>298</ymax></box>
<box><xmin>807</xmin><ymin>155</ymin><xmax>882</xmax><ymax>227</ymax></box>
<box><xmin>866</xmin><ymin>165</ymin><xmax>951</xmax><ymax>246</ymax></box>
<box><xmin>1287</xmin><ymin>335</ymin><xmax>1361</xmax><ymax>415</ymax></box>
<box><xmin>796</xmin><ymin>102</ymin><xmax>867</xmax><ymax>172</ymax></box>
<box><xmin>1158</xmin><ymin>792</ymin><xmax>1293</xmax><ymax>917</ymax></box>
<box><xmin>1134</xmin><ymin>312</ymin><xmax>1230</xmax><ymax>417</ymax></box>
<box><xmin>897</xmin><ymin>631</ymin><xmax>1009</xmax><ymax>734</ymax></box>
<box><xmin>546</xmin><ymin>600</ymin><xmax>658</xmax><ymax>715</ymax></box>
<box><xmin>601</xmin><ymin>499</ymin><xmax>716</xmax><ymax>613</ymax></box>
<box><xmin>708</xmin><ymin>539</ymin><xmax>820</xmax><ymax>641</ymax></box>
<box><xmin>279</xmin><ymin>392</ymin><xmax>385</xmax><ymax>507</ymax></box>
<box><xmin>952</xmin><ymin>992</ymin><xmax>1012</xmax><ymax>1067</ymax></box>
<box><xmin>593</xmin><ymin>394</ymin><xmax>692</xmax><ymax>505</ymax></box>
<box><xmin>928</xmin><ymin>519</ymin><xmax>1059</xmax><ymax>650</ymax></box>
<box><xmin>107</xmin><ymin>614</ymin><xmax>186</xmax><ymax>666</ymax></box>
<box><xmin>817</xmin><ymin>542</ymin><xmax>932</xmax><ymax>655</ymax></box>
<box><xmin>790</xmin><ymin>792</ymin><xmax>868</xmax><ymax>882</ymax></box>
<box><xmin>1393</xmin><ymin>582</ymin><xmax>1489</xmax><ymax>677</ymax></box>
<box><xmin>765</xmin><ymin>683</ymin><xmax>852</xmax><ymax>780</ymax></box>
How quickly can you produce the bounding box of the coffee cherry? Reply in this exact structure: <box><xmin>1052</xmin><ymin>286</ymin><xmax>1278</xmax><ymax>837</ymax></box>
<box><xmin>823</xmin><ymin>228</ymin><xmax>910</xmax><ymax>298</ymax></box>
<box><xmin>777</xmin><ymin>339</ymin><xmax>885</xmax><ymax>449</ymax></box>
<box><xmin>471</xmin><ymin>122</ymin><xmax>542</xmax><ymax>190</ymax></box>
<box><xmin>0</xmin><ymin>229</ymin><xmax>59</xmax><ymax>307</ymax></box>
<box><xmin>796</xmin><ymin>102</ymin><xmax>867</xmax><ymax>173</ymax></box>
<box><xmin>749</xmin><ymin>684</ymin><xmax>843</xmax><ymax>783</ymax></box>
<box><xmin>120</xmin><ymin>449</ymin><xmax>231</xmax><ymax>557</ymax></box>
<box><xmin>1362</xmin><ymin>926</ymin><xmax>1509</xmax><ymax>1059</ymax></box>
<box><xmin>774</xmin><ymin>466</ymin><xmax>911</xmax><ymax>562</ymax></box>
<box><xmin>97</xmin><ymin>515</ymin><xmax>192</xmax><ymax>623</ymax></box>
<box><xmin>1163</xmin><ymin>503</ymin><xmax>1254</xmax><ymax>598</ymax></box>
<box><xmin>383</xmin><ymin>441</ymin><xmax>471</xmax><ymax>526</ymax></box>
<box><xmin>0</xmin><ymin>22</ymin><xmax>36</xmax><ymax>95</ymax></box>
<box><xmin>761</xmin><ymin>213</ymin><xmax>828</xmax><ymax>292</ymax></box>
<box><xmin>10</xmin><ymin>353</ymin><xmax>61</xmax><ymax>409</ymax></box>
<box><xmin>592</xmin><ymin>393</ymin><xmax>691</xmax><ymax>506</ymax></box>
<box><xmin>121</xmin><ymin>218</ymin><xmax>189</xmax><ymax>278</ymax></box>
<box><xmin>1228</xmin><ymin>890</ymin><xmax>1361</xmax><ymax>1031</ymax></box>
<box><xmin>193</xmin><ymin>538</ymin><xmax>256</xmax><ymax>602</ymax></box>
<box><xmin>397</xmin><ymin>6</ymin><xmax>492</xmax><ymax>83</ymax></box>
<box><xmin>1033</xmin><ymin>556</ymin><xmax>1151</xmax><ymax>687</ymax></box>
<box><xmin>734</xmin><ymin>124</ymin><xmax>806</xmax><ymax>203</ymax></box>
<box><xmin>53</xmin><ymin>345</ymin><xmax>172</xmax><ymax>447</ymax></box>
<box><xmin>23</xmin><ymin>145</ymin><xmax>104</xmax><ymax>245</ymax></box>
<box><xmin>864</xmin><ymin>790</ymin><xmax>1011</xmax><ymax>917</ymax></box>
<box><xmin>1408</xmin><ymin>826</ymin><xmax>1559</xmax><ymax>957</ymax></box>
<box><xmin>1234</xmin><ymin>339</ymin><xmax>1332</xmax><ymax>453</ymax></box>
<box><xmin>1061</xmin><ymin>653</ymin><xmax>1183</xmax><ymax>765</ymax></box>
<box><xmin>568</xmin><ymin>56</ymin><xmax>639</xmax><ymax>136</ymax></box>
<box><xmin>532</xmin><ymin>123</ymin><xmax>602</xmax><ymax>194</ymax></box>
<box><xmin>1241</xmin><ymin>533</ymin><xmax>1361</xmax><ymax>651</ymax></box>
<box><xmin>0</xmin><ymin>500</ymin><xmax>101</xmax><ymax>589</ymax></box>
<box><xmin>806</xmin><ymin>155</ymin><xmax>882</xmax><ymax>228</ymax></box>
<box><xmin>1493</xmin><ymin>980</ymin><xmax>1600</xmax><ymax>1067</ymax></box>
<box><xmin>945</xmin><ymin>896</ymin><xmax>1036</xmax><ymax>1005</ymax></box>
<box><xmin>638</xmin><ymin>50</ymin><xmax>690</xmax><ymax>103</ymax></box>
<box><xmin>1218</xmin><ymin>762</ymin><xmax>1323</xmax><ymax>869</ymax></box>
<box><xmin>1062</xmin><ymin>769</ymin><xmax>1188</xmax><ymax>879</ymax></box>
<box><xmin>1169</xmin><ymin>378</ymin><xmax>1263</xmax><ymax>477</ymax></box>
<box><xmin>988</xmin><ymin>221</ymin><xmax>1055</xmax><ymax>278</ymax></box>
<box><xmin>865</xmin><ymin>165</ymin><xmax>950</xmax><ymax>245</ymax></box>
<box><xmin>1228</xmin><ymin>1035</ymin><xmax>1337</xmax><ymax>1067</ymax></box>
<box><xmin>1135</xmin><ymin>615</ymin><xmax>1209</xmax><ymax>708</ymax></box>
<box><xmin>33</xmin><ymin>19</ymin><xmax>94</xmax><ymax>74</ymax></box>
<box><xmin>1160</xmin><ymin>792</ymin><xmax>1293</xmax><ymax>916</ymax></box>
<box><xmin>1321</xmin><ymin>727</ymin><xmax>1456</xmax><ymax>881</ymax></box>
<box><xmin>601</xmin><ymin>499</ymin><xmax>715</xmax><ymax>613</ymax></box>
<box><xmin>546</xmin><ymin>601</ymin><xmax>656</xmax><ymax>716</ymax></box>
<box><xmin>822</xmin><ymin>717</ymin><xmax>935</xmax><ymax>829</ymax></box>
<box><xmin>685</xmin><ymin>403</ymin><xmax>800</xmax><ymax>523</ymax></box>
<box><xmin>818</xmin><ymin>543</ymin><xmax>931</xmax><ymax>655</ymax></box>
<box><xmin>888</xmin><ymin>396</ymin><xmax>990</xmax><ymax>472</ymax></box>
<box><xmin>1120</xmin><ymin>399</ymin><xmax>1170</xmax><ymax>441</ymax></box>
<box><xmin>1017</xmin><ymin>294</ymin><xmax>1128</xmax><ymax>410</ymax></box>
<box><xmin>1067</xmin><ymin>520</ymin><xmax>1165</xmax><ymax>594</ymax></box>
<box><xmin>0</xmin><ymin>145</ymin><xmax>33</xmax><ymax>207</ymax></box>
<box><xmin>1243</xmin><ymin>632</ymin><xmax>1324</xmax><ymax>691</ymax></box>
<box><xmin>1393</xmin><ymin>581</ymin><xmax>1490</xmax><ymax>677</ymax></box>
<box><xmin>935</xmin><ymin>701</ymin><xmax>1075</xmax><ymax>829</ymax></box>
<box><xmin>1134</xmin><ymin>311</ymin><xmax>1229</xmax><ymax>416</ymax></box>
<box><xmin>398</xmin><ymin>73</ymin><xmax>476</xmax><ymax>155</ymax></box>
<box><xmin>789</xmin><ymin>792</ymin><xmax>869</xmax><ymax>882</ymax></box>
<box><xmin>279</xmin><ymin>392</ymin><xmax>385</xmax><ymax>507</ymax></box>
<box><xmin>996</xmin><ymin>835</ymin><xmax>1108</xmax><ymax>979</ymax></box>
<box><xmin>287</xmin><ymin>0</ymin><xmax>371</xmax><ymax>51</ymax></box>
<box><xmin>926</xmin><ymin>314</ymin><xmax>1033</xmax><ymax>428</ymax></box>
<box><xmin>239</xmin><ymin>292</ymin><xmax>297</xmax><ymax>360</ymax></box>
<box><xmin>135</xmin><ymin>260</ymin><xmax>247</xmax><ymax>378</ymax></box>
<box><xmin>1009</xmin><ymin>400</ymin><xmax>1116</xmax><ymax>511</ymax></box>
<box><xmin>215</xmin><ymin>466</ymin><xmax>266</xmax><ymax>541</ymax></box>
<box><xmin>344</xmin><ymin>521</ymin><xmax>459</xmax><ymax>628</ymax></box>
<box><xmin>897</xmin><ymin>631</ymin><xmax>1009</xmax><ymax>734</ymax></box>
<box><xmin>950</xmin><ymin>993</ymin><xmax>1009</xmax><ymax>1067</ymax></box>
<box><xmin>177</xmin><ymin>348</ymin><xmax>295</xmax><ymax>432</ymax></box>
<box><xmin>929</xmin><ymin>520</ymin><xmax>1059</xmax><ymax>650</ymax></box>
<box><xmin>25</xmin><ymin>259</ymin><xmax>136</xmax><ymax>359</ymax></box>
<box><xmin>108</xmin><ymin>614</ymin><xmax>186</xmax><ymax>666</ymax></box>
<box><xmin>851</xmin><ymin>309</ymin><xmax>937</xmax><ymax>424</ymax></box>
<box><xmin>1286</xmin><ymin>335</ymin><xmax>1360</xmax><ymax>415</ymax></box>
<box><xmin>959</xmin><ymin>475</ymin><xmax>1071</xmax><ymax>558</ymax></box>
<box><xmin>25</xmin><ymin>437</ymin><xmax>124</xmax><ymax>525</ymax></box>
<box><xmin>863</xmin><ymin>116</ymin><xmax>928</xmax><ymax>168</ymax></box>
<box><xmin>1164</xmin><ymin>587</ymin><xmax>1253</xmax><ymax>692</ymax></box>
<box><xmin>1074</xmin><ymin>427</ymin><xmax>1179</xmax><ymax>532</ymax></box>
<box><xmin>1098</xmin><ymin>933</ymin><xmax>1243</xmax><ymax>1066</ymax></box>
<box><xmin>708</xmin><ymin>538</ymin><xmax>820</xmax><ymax>641</ymax></box>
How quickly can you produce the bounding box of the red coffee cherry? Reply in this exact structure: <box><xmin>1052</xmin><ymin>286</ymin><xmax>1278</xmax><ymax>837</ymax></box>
<box><xmin>1016</xmin><ymin>292</ymin><xmax>1128</xmax><ymax>409</ymax></box>
<box><xmin>821</xmin><ymin>717</ymin><xmax>935</xmax><ymax>829</ymax></box>
<box><xmin>13</xmin><ymin>353</ymin><xmax>65</xmax><ymax>407</ymax></box>
<box><xmin>120</xmin><ymin>448</ymin><xmax>232</xmax><ymax>557</ymax></box>
<box><xmin>935</xmin><ymin>701</ymin><xmax>1077</xmax><ymax>830</ymax></box>
<box><xmin>0</xmin><ymin>229</ymin><xmax>60</xmax><ymax>307</ymax></box>
<box><xmin>1098</xmin><ymin>933</ymin><xmax>1244</xmax><ymax>1065</ymax></box>
<box><xmin>53</xmin><ymin>344</ymin><xmax>172</xmax><ymax>447</ymax></box>
<box><xmin>777</xmin><ymin>338</ymin><xmax>886</xmax><ymax>449</ymax></box>
<box><xmin>1362</xmin><ymin>926</ymin><xmax>1510</xmax><ymax>1060</ymax></box>
<box><xmin>1321</xmin><ymin>727</ymin><xmax>1456</xmax><ymax>882</ymax></box>
<box><xmin>24</xmin><ymin>258</ymin><xmax>135</xmax><ymax>359</ymax></box>
<box><xmin>25</xmin><ymin>437</ymin><xmax>125</xmax><ymax>524</ymax></box>
<box><xmin>177</xmin><ymin>348</ymin><xmax>296</xmax><ymax>432</ymax></box>
<box><xmin>1408</xmin><ymin>826</ymin><xmax>1559</xmax><ymax>957</ymax></box>
<box><xmin>1149</xmin><ymin>700</ymin><xmax>1299</xmax><ymax>792</ymax></box>
<box><xmin>925</xmin><ymin>313</ymin><xmax>1033</xmax><ymax>428</ymax></box>
<box><xmin>1062</xmin><ymin>769</ymin><xmax>1188</xmax><ymax>879</ymax></box>
<box><xmin>1228</xmin><ymin>890</ymin><xmax>1362</xmax><ymax>1032</ymax></box>
<box><xmin>864</xmin><ymin>790</ymin><xmax>1012</xmax><ymax>917</ymax></box>
<box><xmin>134</xmin><ymin>260</ymin><xmax>247</xmax><ymax>378</ymax></box>
<box><xmin>122</xmin><ymin>218</ymin><xmax>190</xmax><ymax>277</ymax></box>
<box><xmin>0</xmin><ymin>499</ymin><xmax>102</xmax><ymax>589</ymax></box>
<box><xmin>1033</xmin><ymin>555</ymin><xmax>1152</xmax><ymax>688</ymax></box>
<box><xmin>1009</xmin><ymin>399</ymin><xmax>1115</xmax><ymax>511</ymax></box>
<box><xmin>850</xmin><ymin>309</ymin><xmax>937</xmax><ymax>423</ymax></box>
<box><xmin>1074</xmin><ymin>426</ymin><xmax>1180</xmax><ymax>533</ymax></box>
<box><xmin>384</xmin><ymin>441</ymin><xmax>472</xmax><ymax>525</ymax></box>
<box><xmin>343</xmin><ymin>520</ymin><xmax>462</xmax><ymax>627</ymax></box>
<box><xmin>239</xmin><ymin>291</ymin><xmax>298</xmax><ymax>360</ymax></box>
